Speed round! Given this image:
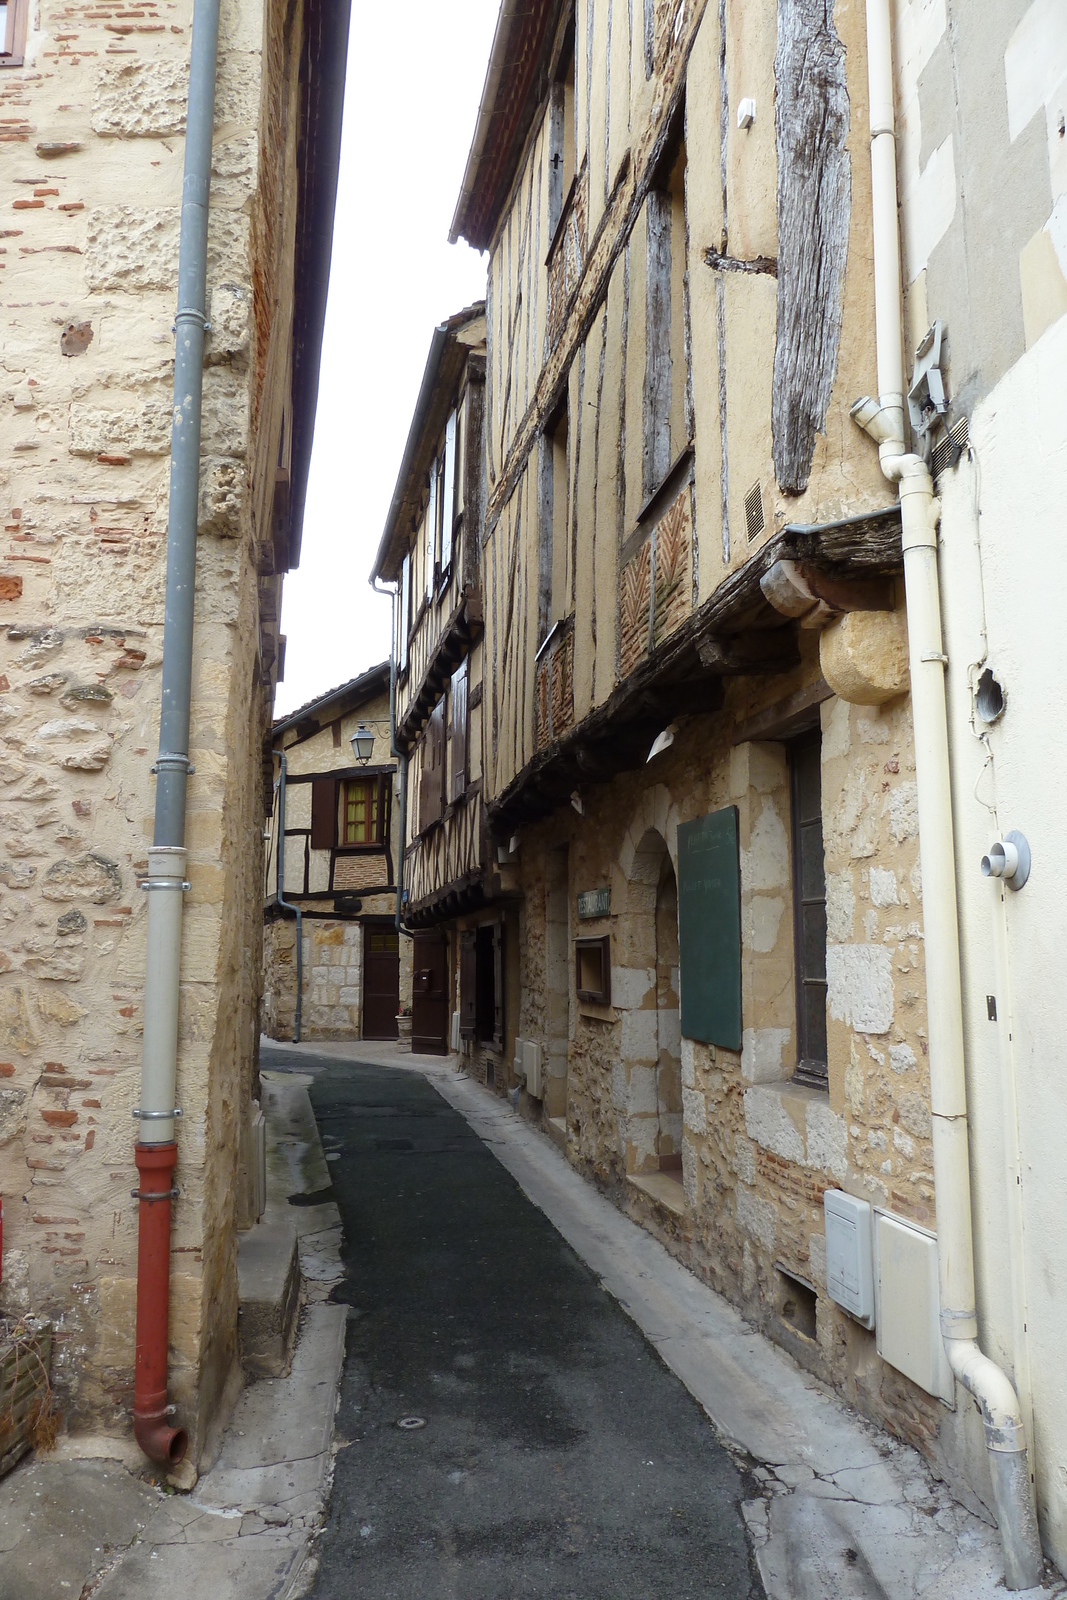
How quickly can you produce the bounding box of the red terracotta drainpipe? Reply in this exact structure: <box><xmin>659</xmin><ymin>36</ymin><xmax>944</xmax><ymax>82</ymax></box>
<box><xmin>133</xmin><ymin>1143</ymin><xmax>187</xmax><ymax>1464</ymax></box>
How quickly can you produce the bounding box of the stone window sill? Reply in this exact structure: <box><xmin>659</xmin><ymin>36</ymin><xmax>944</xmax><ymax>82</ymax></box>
<box><xmin>628</xmin><ymin>1171</ymin><xmax>687</xmax><ymax>1217</ymax></box>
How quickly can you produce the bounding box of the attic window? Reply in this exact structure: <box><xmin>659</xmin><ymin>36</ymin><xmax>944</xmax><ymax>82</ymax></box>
<box><xmin>0</xmin><ymin>0</ymin><xmax>29</xmax><ymax>65</ymax></box>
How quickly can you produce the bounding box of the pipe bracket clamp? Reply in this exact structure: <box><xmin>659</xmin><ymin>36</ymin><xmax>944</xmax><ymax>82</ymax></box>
<box><xmin>921</xmin><ymin>651</ymin><xmax>949</xmax><ymax>665</ymax></box>
<box><xmin>172</xmin><ymin>308</ymin><xmax>211</xmax><ymax>332</ymax></box>
<box><xmin>132</xmin><ymin>1107</ymin><xmax>183</xmax><ymax>1120</ymax></box>
<box><xmin>139</xmin><ymin>878</ymin><xmax>192</xmax><ymax>891</ymax></box>
<box><xmin>131</xmin><ymin>1186</ymin><xmax>181</xmax><ymax>1202</ymax></box>
<box><xmin>152</xmin><ymin>753</ymin><xmax>195</xmax><ymax>776</ymax></box>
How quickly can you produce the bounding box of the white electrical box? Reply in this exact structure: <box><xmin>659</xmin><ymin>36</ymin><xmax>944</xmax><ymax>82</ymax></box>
<box><xmin>523</xmin><ymin>1040</ymin><xmax>543</xmax><ymax>1099</ymax></box>
<box><xmin>875</xmin><ymin>1211</ymin><xmax>954</xmax><ymax>1404</ymax></box>
<box><xmin>824</xmin><ymin>1189</ymin><xmax>875</xmax><ymax>1328</ymax></box>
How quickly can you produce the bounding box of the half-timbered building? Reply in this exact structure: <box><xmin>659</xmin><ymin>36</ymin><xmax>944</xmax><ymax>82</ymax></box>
<box><xmin>371</xmin><ymin>305</ymin><xmax>516</xmax><ymax>1063</ymax></box>
<box><xmin>262</xmin><ymin>663</ymin><xmax>409</xmax><ymax>1041</ymax></box>
<box><xmin>440</xmin><ymin>0</ymin><xmax>1039</xmax><ymax>1555</ymax></box>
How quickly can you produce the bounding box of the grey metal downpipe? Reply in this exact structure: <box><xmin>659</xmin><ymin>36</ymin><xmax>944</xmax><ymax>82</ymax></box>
<box><xmin>134</xmin><ymin>0</ymin><xmax>220</xmax><ymax>1467</ymax></box>
<box><xmin>275</xmin><ymin>750</ymin><xmax>304</xmax><ymax>1042</ymax></box>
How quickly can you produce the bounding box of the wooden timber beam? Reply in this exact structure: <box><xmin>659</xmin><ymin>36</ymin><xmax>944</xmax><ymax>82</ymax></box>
<box><xmin>486</xmin><ymin>507</ymin><xmax>903</xmax><ymax>835</ymax></box>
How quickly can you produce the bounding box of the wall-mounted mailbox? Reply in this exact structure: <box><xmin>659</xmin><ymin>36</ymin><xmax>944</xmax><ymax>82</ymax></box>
<box><xmin>824</xmin><ymin>1189</ymin><xmax>875</xmax><ymax>1328</ymax></box>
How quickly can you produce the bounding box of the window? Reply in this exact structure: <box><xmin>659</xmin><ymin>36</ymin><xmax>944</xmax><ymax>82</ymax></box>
<box><xmin>397</xmin><ymin>551</ymin><xmax>410</xmax><ymax>675</ymax></box>
<box><xmin>309</xmin><ymin>774</ymin><xmax>387</xmax><ymax>851</ymax></box>
<box><xmin>547</xmin><ymin>18</ymin><xmax>576</xmax><ymax>243</ymax></box>
<box><xmin>789</xmin><ymin>732</ymin><xmax>828</xmax><ymax>1087</ymax></box>
<box><xmin>342</xmin><ymin>778</ymin><xmax>379</xmax><ymax>845</ymax></box>
<box><xmin>1</xmin><ymin>0</ymin><xmax>28</xmax><ymax>66</ymax></box>
<box><xmin>417</xmin><ymin>698</ymin><xmax>447</xmax><ymax>832</ymax></box>
<box><xmin>537</xmin><ymin>401</ymin><xmax>569</xmax><ymax>644</ymax></box>
<box><xmin>439</xmin><ymin>409</ymin><xmax>457</xmax><ymax>585</ymax></box>
<box><xmin>425</xmin><ymin>463</ymin><xmax>437</xmax><ymax>604</ymax></box>
<box><xmin>575</xmin><ymin>935</ymin><xmax>611</xmax><ymax>1005</ymax></box>
<box><xmin>643</xmin><ymin>124</ymin><xmax>688</xmax><ymax>501</ymax></box>
<box><xmin>450</xmin><ymin>657</ymin><xmax>469</xmax><ymax>802</ymax></box>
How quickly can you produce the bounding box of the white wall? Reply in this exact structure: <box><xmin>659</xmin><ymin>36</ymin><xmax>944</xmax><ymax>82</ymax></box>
<box><xmin>940</xmin><ymin>310</ymin><xmax>1067</xmax><ymax>1568</ymax></box>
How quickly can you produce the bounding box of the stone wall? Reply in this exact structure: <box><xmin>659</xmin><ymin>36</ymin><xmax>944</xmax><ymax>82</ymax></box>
<box><xmin>513</xmin><ymin>656</ymin><xmax>950</xmax><ymax>1466</ymax></box>
<box><xmin>0</xmin><ymin>0</ymin><xmax>294</xmax><ymax>1456</ymax></box>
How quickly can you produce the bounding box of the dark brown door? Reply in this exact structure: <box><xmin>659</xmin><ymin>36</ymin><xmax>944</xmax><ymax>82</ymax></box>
<box><xmin>362</xmin><ymin>925</ymin><xmax>399</xmax><ymax>1040</ymax></box>
<box><xmin>412</xmin><ymin>929</ymin><xmax>448</xmax><ymax>1055</ymax></box>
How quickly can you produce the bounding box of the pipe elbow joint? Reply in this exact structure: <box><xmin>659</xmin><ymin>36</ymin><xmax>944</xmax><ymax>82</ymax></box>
<box><xmin>134</xmin><ymin>1409</ymin><xmax>188</xmax><ymax>1467</ymax></box>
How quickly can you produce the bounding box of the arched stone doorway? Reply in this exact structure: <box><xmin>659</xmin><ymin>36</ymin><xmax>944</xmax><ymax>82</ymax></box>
<box><xmin>614</xmin><ymin>786</ymin><xmax>683</xmax><ymax>1188</ymax></box>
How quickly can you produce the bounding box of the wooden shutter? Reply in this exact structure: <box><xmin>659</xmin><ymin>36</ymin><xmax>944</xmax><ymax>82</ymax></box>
<box><xmin>440</xmin><ymin>410</ymin><xmax>457</xmax><ymax>575</ymax></box>
<box><xmin>310</xmin><ymin>777</ymin><xmax>338</xmax><ymax>850</ymax></box>
<box><xmin>491</xmin><ymin>922</ymin><xmax>504</xmax><ymax>1051</ymax></box>
<box><xmin>450</xmin><ymin>658</ymin><xmax>468</xmax><ymax>802</ymax></box>
<box><xmin>398</xmin><ymin>552</ymin><xmax>410</xmax><ymax>672</ymax></box>
<box><xmin>459</xmin><ymin>930</ymin><xmax>477</xmax><ymax>1038</ymax></box>
<box><xmin>420</xmin><ymin>701</ymin><xmax>447</xmax><ymax>831</ymax></box>
<box><xmin>425</xmin><ymin>466</ymin><xmax>437</xmax><ymax>602</ymax></box>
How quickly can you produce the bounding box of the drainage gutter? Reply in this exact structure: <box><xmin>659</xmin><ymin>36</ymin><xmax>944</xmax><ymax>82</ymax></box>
<box><xmin>133</xmin><ymin>0</ymin><xmax>220</xmax><ymax>1468</ymax></box>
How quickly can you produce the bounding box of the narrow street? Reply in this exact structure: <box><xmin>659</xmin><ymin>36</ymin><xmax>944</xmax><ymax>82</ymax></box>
<box><xmin>271</xmin><ymin>1050</ymin><xmax>761</xmax><ymax>1599</ymax></box>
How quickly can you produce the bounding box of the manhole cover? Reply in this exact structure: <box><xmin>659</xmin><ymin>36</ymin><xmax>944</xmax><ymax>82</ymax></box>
<box><xmin>397</xmin><ymin>1415</ymin><xmax>426</xmax><ymax>1431</ymax></box>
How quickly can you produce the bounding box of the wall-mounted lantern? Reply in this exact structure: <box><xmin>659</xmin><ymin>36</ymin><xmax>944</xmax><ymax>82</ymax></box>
<box><xmin>350</xmin><ymin>724</ymin><xmax>375</xmax><ymax>765</ymax></box>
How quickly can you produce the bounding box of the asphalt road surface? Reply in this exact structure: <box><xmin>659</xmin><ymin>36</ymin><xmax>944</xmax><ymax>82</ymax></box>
<box><xmin>295</xmin><ymin>1056</ymin><xmax>762</xmax><ymax>1600</ymax></box>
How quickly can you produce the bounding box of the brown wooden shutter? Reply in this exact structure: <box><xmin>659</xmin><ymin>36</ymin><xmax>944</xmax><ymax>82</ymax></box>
<box><xmin>492</xmin><ymin>922</ymin><xmax>504</xmax><ymax>1051</ymax></box>
<box><xmin>421</xmin><ymin>700</ymin><xmax>447</xmax><ymax>830</ymax></box>
<box><xmin>459</xmin><ymin>930</ymin><xmax>477</xmax><ymax>1038</ymax></box>
<box><xmin>450</xmin><ymin>658</ymin><xmax>468</xmax><ymax>803</ymax></box>
<box><xmin>310</xmin><ymin>777</ymin><xmax>338</xmax><ymax>850</ymax></box>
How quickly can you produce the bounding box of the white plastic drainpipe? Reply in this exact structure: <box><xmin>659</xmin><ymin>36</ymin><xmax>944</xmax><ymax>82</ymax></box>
<box><xmin>853</xmin><ymin>1</ymin><xmax>1043</xmax><ymax>1588</ymax></box>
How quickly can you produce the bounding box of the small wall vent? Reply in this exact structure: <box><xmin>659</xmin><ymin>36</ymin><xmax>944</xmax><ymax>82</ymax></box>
<box><xmin>930</xmin><ymin>416</ymin><xmax>969</xmax><ymax>477</ymax></box>
<box><xmin>745</xmin><ymin>481</ymin><xmax>766</xmax><ymax>542</ymax></box>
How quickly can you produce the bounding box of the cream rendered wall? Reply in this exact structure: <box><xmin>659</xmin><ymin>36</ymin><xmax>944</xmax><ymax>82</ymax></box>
<box><xmin>894</xmin><ymin>0</ymin><xmax>1067</xmax><ymax>1567</ymax></box>
<box><xmin>939</xmin><ymin>314</ymin><xmax>1067</xmax><ymax>1569</ymax></box>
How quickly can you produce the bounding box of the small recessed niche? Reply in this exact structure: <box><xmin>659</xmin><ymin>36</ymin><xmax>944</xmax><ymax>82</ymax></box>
<box><xmin>975</xmin><ymin>667</ymin><xmax>1005</xmax><ymax>724</ymax></box>
<box><xmin>777</xmin><ymin>1266</ymin><xmax>818</xmax><ymax>1341</ymax></box>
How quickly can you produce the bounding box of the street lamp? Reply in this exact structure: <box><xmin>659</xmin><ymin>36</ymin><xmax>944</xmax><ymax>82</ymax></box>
<box><xmin>350</xmin><ymin>724</ymin><xmax>375</xmax><ymax>764</ymax></box>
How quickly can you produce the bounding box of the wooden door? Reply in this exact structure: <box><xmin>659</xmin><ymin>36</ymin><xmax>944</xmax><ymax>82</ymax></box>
<box><xmin>412</xmin><ymin>928</ymin><xmax>448</xmax><ymax>1055</ymax></box>
<box><xmin>362</xmin><ymin>925</ymin><xmax>399</xmax><ymax>1040</ymax></box>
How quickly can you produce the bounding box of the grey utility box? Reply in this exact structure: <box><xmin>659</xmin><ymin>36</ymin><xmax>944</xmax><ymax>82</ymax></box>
<box><xmin>823</xmin><ymin>1189</ymin><xmax>875</xmax><ymax>1328</ymax></box>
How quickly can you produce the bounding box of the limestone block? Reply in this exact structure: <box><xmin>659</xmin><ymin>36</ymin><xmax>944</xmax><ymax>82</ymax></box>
<box><xmin>742</xmin><ymin>893</ymin><xmax>785</xmax><ymax>953</ymax></box>
<box><xmin>338</xmin><ymin>987</ymin><xmax>359</xmax><ymax>1005</ymax></box>
<box><xmin>740</xmin><ymin>798</ymin><xmax>789</xmax><ymax>893</ymax></box>
<box><xmin>36</xmin><ymin>989</ymin><xmax>85</xmax><ymax>1026</ymax></box>
<box><xmin>69</xmin><ymin>395</ymin><xmax>171</xmax><ymax>457</ymax></box>
<box><xmin>0</xmin><ymin>863</ymin><xmax>36</xmax><ymax>889</ymax></box>
<box><xmin>733</xmin><ymin>1134</ymin><xmax>756</xmax><ymax>1185</ymax></box>
<box><xmin>0</xmin><ymin>985</ymin><xmax>38</xmax><ymax>1054</ymax></box>
<box><xmin>658</xmin><ymin>1009</ymin><xmax>681</xmax><ymax>1061</ymax></box>
<box><xmin>886</xmin><ymin>782</ymin><xmax>919</xmax><ymax>842</ymax></box>
<box><xmin>58</xmin><ymin>741</ymin><xmax>112</xmax><ymax>772</ymax></box>
<box><xmin>626</xmin><ymin>1063</ymin><xmax>659</xmax><ymax>1116</ymax></box>
<box><xmin>736</xmin><ymin>1184</ymin><xmax>778</xmax><ymax>1251</ymax></box>
<box><xmin>681</xmin><ymin>1085</ymin><xmax>707</xmax><ymax>1133</ymax></box>
<box><xmin>743</xmin><ymin>1085</ymin><xmax>805</xmax><ymax>1163</ymax></box>
<box><xmin>827</xmin><ymin>943</ymin><xmax>894</xmax><ymax>1034</ymax></box>
<box><xmin>85</xmin><ymin>208</ymin><xmax>249</xmax><ymax>294</ymax></box>
<box><xmin>207</xmin><ymin>283</ymin><xmax>251</xmax><ymax>359</ymax></box>
<box><xmin>819</xmin><ymin>610</ymin><xmax>910</xmax><ymax>706</ymax></box>
<box><xmin>897</xmin><ymin>1090</ymin><xmax>931</xmax><ymax>1140</ymax></box>
<box><xmin>0</xmin><ymin>1081</ymin><xmax>26</xmax><ymax>1145</ymax></box>
<box><xmin>740</xmin><ymin>1026</ymin><xmax>790</xmax><ymax>1083</ymax></box>
<box><xmin>36</xmin><ymin>718</ymin><xmax>105</xmax><ymax>741</ymax></box>
<box><xmin>825</xmin><ymin>871</ymin><xmax>854</xmax><ymax>941</ymax></box>
<box><xmin>805</xmin><ymin>1100</ymin><xmax>847</xmax><ymax>1177</ymax></box>
<box><xmin>41</xmin><ymin>853</ymin><xmax>122</xmax><ymax>904</ymax></box>
<box><xmin>202</xmin><ymin>373</ymin><xmax>250</xmax><ymax>458</ymax></box>
<box><xmin>682</xmin><ymin>1141</ymin><xmax>698</xmax><ymax>1207</ymax></box>
<box><xmin>889</xmin><ymin>1042</ymin><xmax>916</xmax><ymax>1074</ymax></box>
<box><xmin>680</xmin><ymin>1036</ymin><xmax>695</xmax><ymax>1088</ymax></box>
<box><xmin>92</xmin><ymin>56</ymin><xmax>189</xmax><ymax>137</ymax></box>
<box><xmin>621</xmin><ymin>1007</ymin><xmax>658</xmax><ymax>1062</ymax></box>
<box><xmin>610</xmin><ymin>965</ymin><xmax>655</xmax><ymax>1009</ymax></box>
<box><xmin>869</xmin><ymin>867</ymin><xmax>899</xmax><ymax>907</ymax></box>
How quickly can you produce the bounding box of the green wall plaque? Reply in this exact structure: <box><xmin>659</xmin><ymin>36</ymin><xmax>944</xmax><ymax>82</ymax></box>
<box><xmin>677</xmin><ymin>806</ymin><xmax>742</xmax><ymax>1049</ymax></box>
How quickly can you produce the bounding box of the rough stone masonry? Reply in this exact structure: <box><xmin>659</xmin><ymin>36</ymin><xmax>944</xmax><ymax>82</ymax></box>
<box><xmin>0</xmin><ymin>0</ymin><xmax>293</xmax><ymax>1458</ymax></box>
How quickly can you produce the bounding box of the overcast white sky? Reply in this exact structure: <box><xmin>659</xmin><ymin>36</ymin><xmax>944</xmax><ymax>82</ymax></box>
<box><xmin>275</xmin><ymin>0</ymin><xmax>501</xmax><ymax>716</ymax></box>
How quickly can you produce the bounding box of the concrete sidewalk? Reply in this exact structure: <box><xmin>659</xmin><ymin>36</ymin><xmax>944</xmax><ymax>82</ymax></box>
<box><xmin>281</xmin><ymin>1038</ymin><xmax>1064</xmax><ymax>1600</ymax></box>
<box><xmin>0</xmin><ymin>1068</ymin><xmax>345</xmax><ymax>1600</ymax></box>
